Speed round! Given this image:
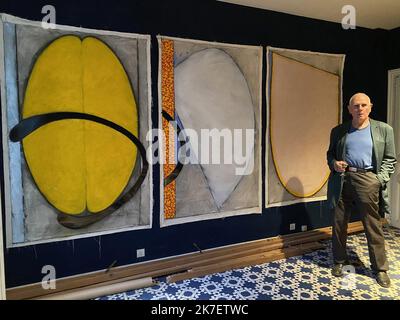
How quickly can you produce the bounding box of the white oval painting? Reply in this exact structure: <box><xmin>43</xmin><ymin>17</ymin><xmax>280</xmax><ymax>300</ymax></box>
<box><xmin>174</xmin><ymin>48</ymin><xmax>255</xmax><ymax>208</ymax></box>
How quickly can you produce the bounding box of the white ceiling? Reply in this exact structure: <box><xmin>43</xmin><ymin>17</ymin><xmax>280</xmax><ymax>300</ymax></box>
<box><xmin>218</xmin><ymin>0</ymin><xmax>400</xmax><ymax>30</ymax></box>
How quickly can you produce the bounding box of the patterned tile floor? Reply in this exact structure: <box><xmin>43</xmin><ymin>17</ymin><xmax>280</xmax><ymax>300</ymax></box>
<box><xmin>97</xmin><ymin>227</ymin><xmax>400</xmax><ymax>300</ymax></box>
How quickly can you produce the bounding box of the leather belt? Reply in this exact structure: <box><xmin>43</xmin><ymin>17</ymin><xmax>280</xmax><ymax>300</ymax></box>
<box><xmin>346</xmin><ymin>166</ymin><xmax>373</xmax><ymax>173</ymax></box>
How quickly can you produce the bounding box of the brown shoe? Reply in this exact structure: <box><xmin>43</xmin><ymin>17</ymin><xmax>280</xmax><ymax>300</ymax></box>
<box><xmin>331</xmin><ymin>263</ymin><xmax>344</xmax><ymax>277</ymax></box>
<box><xmin>375</xmin><ymin>271</ymin><xmax>391</xmax><ymax>288</ymax></box>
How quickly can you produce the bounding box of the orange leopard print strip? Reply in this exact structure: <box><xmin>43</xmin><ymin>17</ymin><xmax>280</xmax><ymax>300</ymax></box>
<box><xmin>161</xmin><ymin>39</ymin><xmax>176</xmax><ymax>219</ymax></box>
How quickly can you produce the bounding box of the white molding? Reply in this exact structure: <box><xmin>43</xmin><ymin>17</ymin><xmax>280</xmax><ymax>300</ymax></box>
<box><xmin>387</xmin><ymin>68</ymin><xmax>400</xmax><ymax>123</ymax></box>
<box><xmin>0</xmin><ymin>184</ymin><xmax>6</xmax><ymax>300</ymax></box>
<box><xmin>387</xmin><ymin>68</ymin><xmax>400</xmax><ymax>228</ymax></box>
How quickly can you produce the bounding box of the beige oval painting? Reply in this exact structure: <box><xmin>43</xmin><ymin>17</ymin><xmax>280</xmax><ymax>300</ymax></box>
<box><xmin>270</xmin><ymin>53</ymin><xmax>340</xmax><ymax>197</ymax></box>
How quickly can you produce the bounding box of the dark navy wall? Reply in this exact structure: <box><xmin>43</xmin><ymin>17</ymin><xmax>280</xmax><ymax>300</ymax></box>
<box><xmin>0</xmin><ymin>0</ymin><xmax>398</xmax><ymax>288</ymax></box>
<box><xmin>387</xmin><ymin>27</ymin><xmax>400</xmax><ymax>70</ymax></box>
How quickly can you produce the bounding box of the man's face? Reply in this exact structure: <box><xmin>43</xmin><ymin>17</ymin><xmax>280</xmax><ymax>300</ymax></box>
<box><xmin>348</xmin><ymin>94</ymin><xmax>372</xmax><ymax>123</ymax></box>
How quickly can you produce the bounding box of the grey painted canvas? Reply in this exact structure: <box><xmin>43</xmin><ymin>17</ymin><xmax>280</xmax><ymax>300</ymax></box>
<box><xmin>159</xmin><ymin>37</ymin><xmax>262</xmax><ymax>225</ymax></box>
<box><xmin>0</xmin><ymin>16</ymin><xmax>152</xmax><ymax>246</ymax></box>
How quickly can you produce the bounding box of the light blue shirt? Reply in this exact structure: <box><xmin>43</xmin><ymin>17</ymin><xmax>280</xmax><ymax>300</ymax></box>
<box><xmin>345</xmin><ymin>124</ymin><xmax>374</xmax><ymax>169</ymax></box>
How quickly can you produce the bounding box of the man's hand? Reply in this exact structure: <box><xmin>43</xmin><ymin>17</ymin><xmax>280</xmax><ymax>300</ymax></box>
<box><xmin>334</xmin><ymin>160</ymin><xmax>348</xmax><ymax>173</ymax></box>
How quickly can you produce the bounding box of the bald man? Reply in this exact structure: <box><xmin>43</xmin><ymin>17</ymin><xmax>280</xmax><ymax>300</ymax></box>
<box><xmin>326</xmin><ymin>93</ymin><xmax>397</xmax><ymax>288</ymax></box>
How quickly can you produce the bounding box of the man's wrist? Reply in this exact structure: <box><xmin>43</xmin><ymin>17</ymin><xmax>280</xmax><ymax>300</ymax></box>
<box><xmin>331</xmin><ymin>160</ymin><xmax>337</xmax><ymax>171</ymax></box>
<box><xmin>376</xmin><ymin>174</ymin><xmax>384</xmax><ymax>187</ymax></box>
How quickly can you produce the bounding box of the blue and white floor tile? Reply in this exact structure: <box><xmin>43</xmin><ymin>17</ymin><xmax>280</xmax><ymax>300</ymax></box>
<box><xmin>96</xmin><ymin>227</ymin><xmax>400</xmax><ymax>300</ymax></box>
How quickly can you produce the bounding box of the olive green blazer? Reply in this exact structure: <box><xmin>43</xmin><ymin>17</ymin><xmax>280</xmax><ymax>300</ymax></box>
<box><xmin>326</xmin><ymin>118</ymin><xmax>397</xmax><ymax>216</ymax></box>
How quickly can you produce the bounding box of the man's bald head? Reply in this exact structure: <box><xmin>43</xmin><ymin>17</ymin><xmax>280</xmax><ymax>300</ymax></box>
<box><xmin>348</xmin><ymin>93</ymin><xmax>372</xmax><ymax>107</ymax></box>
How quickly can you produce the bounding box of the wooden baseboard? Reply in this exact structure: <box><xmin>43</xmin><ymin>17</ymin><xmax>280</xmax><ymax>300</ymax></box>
<box><xmin>6</xmin><ymin>221</ymin><xmax>364</xmax><ymax>300</ymax></box>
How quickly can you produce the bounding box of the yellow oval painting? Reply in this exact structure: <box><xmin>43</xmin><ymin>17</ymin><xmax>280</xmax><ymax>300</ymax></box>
<box><xmin>22</xmin><ymin>35</ymin><xmax>138</xmax><ymax>214</ymax></box>
<box><xmin>270</xmin><ymin>53</ymin><xmax>339</xmax><ymax>197</ymax></box>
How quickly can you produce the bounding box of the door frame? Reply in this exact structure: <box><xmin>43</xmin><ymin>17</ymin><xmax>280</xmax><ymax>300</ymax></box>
<box><xmin>387</xmin><ymin>68</ymin><xmax>400</xmax><ymax>228</ymax></box>
<box><xmin>0</xmin><ymin>184</ymin><xmax>6</xmax><ymax>299</ymax></box>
